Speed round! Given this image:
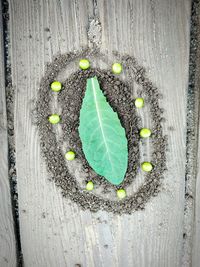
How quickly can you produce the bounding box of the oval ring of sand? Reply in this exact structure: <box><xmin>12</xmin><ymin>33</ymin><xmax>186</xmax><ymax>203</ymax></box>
<box><xmin>35</xmin><ymin>48</ymin><xmax>167</xmax><ymax>214</ymax></box>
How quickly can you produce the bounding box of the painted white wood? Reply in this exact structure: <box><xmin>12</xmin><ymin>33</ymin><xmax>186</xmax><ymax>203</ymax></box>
<box><xmin>9</xmin><ymin>0</ymin><xmax>191</xmax><ymax>266</ymax></box>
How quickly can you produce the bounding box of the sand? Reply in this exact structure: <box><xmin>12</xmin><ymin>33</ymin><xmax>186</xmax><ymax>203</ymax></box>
<box><xmin>34</xmin><ymin>48</ymin><xmax>167</xmax><ymax>214</ymax></box>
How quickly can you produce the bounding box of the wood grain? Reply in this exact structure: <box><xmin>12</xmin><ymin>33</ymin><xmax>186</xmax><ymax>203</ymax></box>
<box><xmin>192</xmin><ymin>132</ymin><xmax>200</xmax><ymax>267</ymax></box>
<box><xmin>9</xmin><ymin>0</ymin><xmax>191</xmax><ymax>266</ymax></box>
<box><xmin>191</xmin><ymin>2</ymin><xmax>200</xmax><ymax>264</ymax></box>
<box><xmin>0</xmin><ymin>3</ymin><xmax>17</xmax><ymax>267</ymax></box>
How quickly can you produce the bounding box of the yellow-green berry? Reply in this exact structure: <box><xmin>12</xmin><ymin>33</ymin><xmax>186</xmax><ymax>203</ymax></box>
<box><xmin>65</xmin><ymin>151</ymin><xmax>75</xmax><ymax>161</ymax></box>
<box><xmin>51</xmin><ymin>81</ymin><xmax>62</xmax><ymax>92</ymax></box>
<box><xmin>140</xmin><ymin>128</ymin><xmax>151</xmax><ymax>138</ymax></box>
<box><xmin>79</xmin><ymin>59</ymin><xmax>90</xmax><ymax>70</ymax></box>
<box><xmin>135</xmin><ymin>98</ymin><xmax>144</xmax><ymax>108</ymax></box>
<box><xmin>86</xmin><ymin>181</ymin><xmax>94</xmax><ymax>191</ymax></box>
<box><xmin>117</xmin><ymin>189</ymin><xmax>126</xmax><ymax>199</ymax></box>
<box><xmin>48</xmin><ymin>114</ymin><xmax>60</xmax><ymax>124</ymax></box>
<box><xmin>141</xmin><ymin>162</ymin><xmax>153</xmax><ymax>172</ymax></box>
<box><xmin>112</xmin><ymin>63</ymin><xmax>122</xmax><ymax>74</ymax></box>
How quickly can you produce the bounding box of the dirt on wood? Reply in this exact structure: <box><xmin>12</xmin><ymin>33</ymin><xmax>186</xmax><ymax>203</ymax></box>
<box><xmin>34</xmin><ymin>47</ymin><xmax>167</xmax><ymax>214</ymax></box>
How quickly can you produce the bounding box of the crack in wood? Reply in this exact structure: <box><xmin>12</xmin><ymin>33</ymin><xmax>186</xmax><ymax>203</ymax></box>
<box><xmin>182</xmin><ymin>0</ymin><xmax>200</xmax><ymax>266</ymax></box>
<box><xmin>1</xmin><ymin>0</ymin><xmax>23</xmax><ymax>266</ymax></box>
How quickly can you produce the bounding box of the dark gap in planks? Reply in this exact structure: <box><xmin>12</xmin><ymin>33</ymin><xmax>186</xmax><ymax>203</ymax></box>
<box><xmin>182</xmin><ymin>0</ymin><xmax>200</xmax><ymax>265</ymax></box>
<box><xmin>1</xmin><ymin>0</ymin><xmax>23</xmax><ymax>266</ymax></box>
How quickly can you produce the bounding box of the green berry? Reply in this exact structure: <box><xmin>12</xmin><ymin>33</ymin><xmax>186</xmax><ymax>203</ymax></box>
<box><xmin>141</xmin><ymin>162</ymin><xmax>153</xmax><ymax>172</ymax></box>
<box><xmin>79</xmin><ymin>59</ymin><xmax>90</xmax><ymax>70</ymax></box>
<box><xmin>51</xmin><ymin>81</ymin><xmax>62</xmax><ymax>92</ymax></box>
<box><xmin>135</xmin><ymin>98</ymin><xmax>144</xmax><ymax>108</ymax></box>
<box><xmin>48</xmin><ymin>114</ymin><xmax>60</xmax><ymax>124</ymax></box>
<box><xmin>86</xmin><ymin>181</ymin><xmax>94</xmax><ymax>191</ymax></box>
<box><xmin>65</xmin><ymin>151</ymin><xmax>75</xmax><ymax>161</ymax></box>
<box><xmin>112</xmin><ymin>63</ymin><xmax>122</xmax><ymax>74</ymax></box>
<box><xmin>140</xmin><ymin>128</ymin><xmax>151</xmax><ymax>138</ymax></box>
<box><xmin>117</xmin><ymin>189</ymin><xmax>126</xmax><ymax>199</ymax></box>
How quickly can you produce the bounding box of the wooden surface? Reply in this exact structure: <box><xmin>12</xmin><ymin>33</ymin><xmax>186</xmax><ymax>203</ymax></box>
<box><xmin>8</xmin><ymin>0</ymin><xmax>192</xmax><ymax>266</ymax></box>
<box><xmin>0</xmin><ymin>3</ymin><xmax>17</xmax><ymax>267</ymax></box>
<box><xmin>193</xmin><ymin>134</ymin><xmax>200</xmax><ymax>267</ymax></box>
<box><xmin>191</xmin><ymin>3</ymin><xmax>200</xmax><ymax>265</ymax></box>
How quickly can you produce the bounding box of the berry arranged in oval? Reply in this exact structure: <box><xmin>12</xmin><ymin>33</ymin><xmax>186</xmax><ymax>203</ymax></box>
<box><xmin>117</xmin><ymin>189</ymin><xmax>126</xmax><ymax>199</ymax></box>
<box><xmin>141</xmin><ymin>162</ymin><xmax>153</xmax><ymax>172</ymax></box>
<box><xmin>79</xmin><ymin>59</ymin><xmax>90</xmax><ymax>70</ymax></box>
<box><xmin>65</xmin><ymin>151</ymin><xmax>76</xmax><ymax>161</ymax></box>
<box><xmin>51</xmin><ymin>81</ymin><xmax>62</xmax><ymax>92</ymax></box>
<box><xmin>140</xmin><ymin>128</ymin><xmax>151</xmax><ymax>138</ymax></box>
<box><xmin>112</xmin><ymin>63</ymin><xmax>123</xmax><ymax>74</ymax></box>
<box><xmin>135</xmin><ymin>98</ymin><xmax>144</xmax><ymax>108</ymax></box>
<box><xmin>48</xmin><ymin>114</ymin><xmax>60</xmax><ymax>124</ymax></box>
<box><xmin>86</xmin><ymin>181</ymin><xmax>94</xmax><ymax>191</ymax></box>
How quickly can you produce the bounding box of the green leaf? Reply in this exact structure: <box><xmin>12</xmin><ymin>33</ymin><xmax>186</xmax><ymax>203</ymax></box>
<box><xmin>78</xmin><ymin>76</ymin><xmax>128</xmax><ymax>185</ymax></box>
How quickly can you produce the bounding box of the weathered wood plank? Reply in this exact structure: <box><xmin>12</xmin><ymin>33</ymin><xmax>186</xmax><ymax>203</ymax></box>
<box><xmin>9</xmin><ymin>0</ymin><xmax>191</xmax><ymax>266</ymax></box>
<box><xmin>0</xmin><ymin>3</ymin><xmax>17</xmax><ymax>267</ymax></box>
<box><xmin>191</xmin><ymin>1</ymin><xmax>200</xmax><ymax>266</ymax></box>
<box><xmin>193</xmin><ymin>135</ymin><xmax>200</xmax><ymax>267</ymax></box>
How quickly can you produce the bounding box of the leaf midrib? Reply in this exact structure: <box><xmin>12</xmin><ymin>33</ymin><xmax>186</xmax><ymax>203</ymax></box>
<box><xmin>91</xmin><ymin>78</ymin><xmax>114</xmax><ymax>170</ymax></box>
